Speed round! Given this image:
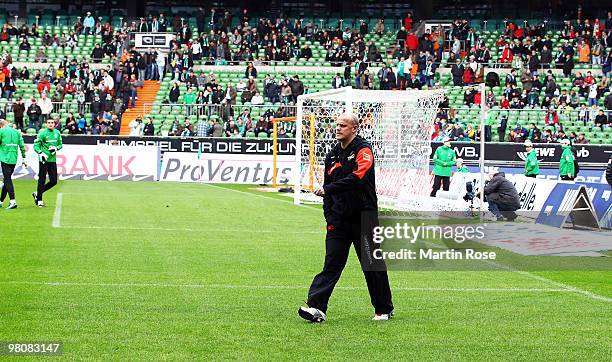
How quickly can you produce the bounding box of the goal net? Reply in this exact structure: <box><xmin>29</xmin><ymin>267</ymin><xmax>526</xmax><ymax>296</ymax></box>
<box><xmin>294</xmin><ymin>87</ymin><xmax>445</xmax><ymax>211</ymax></box>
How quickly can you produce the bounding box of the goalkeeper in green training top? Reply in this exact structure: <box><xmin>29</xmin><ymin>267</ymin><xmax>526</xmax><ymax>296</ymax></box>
<box><xmin>0</xmin><ymin>120</ymin><xmax>27</xmax><ymax>209</ymax></box>
<box><xmin>32</xmin><ymin>118</ymin><xmax>63</xmax><ymax>208</ymax></box>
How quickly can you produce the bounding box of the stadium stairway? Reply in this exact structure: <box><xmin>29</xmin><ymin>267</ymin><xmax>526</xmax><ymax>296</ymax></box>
<box><xmin>119</xmin><ymin>80</ymin><xmax>161</xmax><ymax>135</ymax></box>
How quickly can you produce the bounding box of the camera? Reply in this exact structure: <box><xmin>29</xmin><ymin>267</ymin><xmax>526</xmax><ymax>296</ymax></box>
<box><xmin>463</xmin><ymin>181</ymin><xmax>475</xmax><ymax>202</ymax></box>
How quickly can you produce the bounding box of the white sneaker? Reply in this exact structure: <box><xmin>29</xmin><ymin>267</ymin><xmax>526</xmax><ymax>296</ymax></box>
<box><xmin>298</xmin><ymin>306</ymin><xmax>326</xmax><ymax>322</ymax></box>
<box><xmin>373</xmin><ymin>309</ymin><xmax>395</xmax><ymax>321</ymax></box>
<box><xmin>6</xmin><ymin>202</ymin><xmax>17</xmax><ymax>209</ymax></box>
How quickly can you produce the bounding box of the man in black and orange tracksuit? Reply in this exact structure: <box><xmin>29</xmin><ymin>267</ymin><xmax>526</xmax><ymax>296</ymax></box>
<box><xmin>298</xmin><ymin>113</ymin><xmax>394</xmax><ymax>322</ymax></box>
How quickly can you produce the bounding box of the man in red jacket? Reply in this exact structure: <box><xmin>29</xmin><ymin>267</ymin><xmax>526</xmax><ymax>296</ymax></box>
<box><xmin>298</xmin><ymin>113</ymin><xmax>394</xmax><ymax>323</ymax></box>
<box><xmin>37</xmin><ymin>77</ymin><xmax>51</xmax><ymax>94</ymax></box>
<box><xmin>406</xmin><ymin>32</ymin><xmax>418</xmax><ymax>51</ymax></box>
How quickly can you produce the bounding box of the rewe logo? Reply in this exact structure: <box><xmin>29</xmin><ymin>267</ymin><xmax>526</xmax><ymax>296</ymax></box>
<box><xmin>537</xmin><ymin>148</ymin><xmax>556</xmax><ymax>158</ymax></box>
<box><xmin>516</xmin><ymin>148</ymin><xmax>555</xmax><ymax>161</ymax></box>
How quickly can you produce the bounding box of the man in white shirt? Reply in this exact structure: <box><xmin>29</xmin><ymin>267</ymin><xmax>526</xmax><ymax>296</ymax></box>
<box><xmin>103</xmin><ymin>70</ymin><xmax>114</xmax><ymax>92</ymax></box>
<box><xmin>38</xmin><ymin>94</ymin><xmax>53</xmax><ymax>123</ymax></box>
<box><xmin>156</xmin><ymin>51</ymin><xmax>166</xmax><ymax>83</ymax></box>
<box><xmin>251</xmin><ymin>91</ymin><xmax>264</xmax><ymax>105</ymax></box>
<box><xmin>129</xmin><ymin>118</ymin><xmax>144</xmax><ymax>136</ymax></box>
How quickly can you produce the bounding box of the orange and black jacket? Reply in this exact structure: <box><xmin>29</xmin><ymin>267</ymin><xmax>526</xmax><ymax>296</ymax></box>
<box><xmin>322</xmin><ymin>135</ymin><xmax>377</xmax><ymax>226</ymax></box>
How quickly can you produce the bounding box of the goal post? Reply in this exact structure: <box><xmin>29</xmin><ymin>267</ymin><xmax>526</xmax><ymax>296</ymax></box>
<box><xmin>293</xmin><ymin>86</ymin><xmax>445</xmax><ymax>210</ymax></box>
<box><xmin>271</xmin><ymin>116</ymin><xmax>297</xmax><ymax>188</ymax></box>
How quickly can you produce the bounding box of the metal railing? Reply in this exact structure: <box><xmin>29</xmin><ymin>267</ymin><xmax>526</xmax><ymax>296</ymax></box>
<box><xmin>141</xmin><ymin>103</ymin><xmax>298</xmax><ymax>122</ymax></box>
<box><xmin>2</xmin><ymin>101</ymin><xmax>91</xmax><ymax>116</ymax></box>
<box><xmin>139</xmin><ymin>102</ymin><xmax>612</xmax><ymax>130</ymax></box>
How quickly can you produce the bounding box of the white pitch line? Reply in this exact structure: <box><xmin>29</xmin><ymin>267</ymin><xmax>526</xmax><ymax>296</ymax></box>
<box><xmin>0</xmin><ymin>281</ymin><xmax>571</xmax><ymax>293</ymax></box>
<box><xmin>484</xmin><ymin>260</ymin><xmax>612</xmax><ymax>303</ymax></box>
<box><xmin>202</xmin><ymin>183</ymin><xmax>321</xmax><ymax>211</ymax></box>
<box><xmin>58</xmin><ymin>225</ymin><xmax>324</xmax><ymax>234</ymax></box>
<box><xmin>409</xmin><ymin>242</ymin><xmax>612</xmax><ymax>303</ymax></box>
<box><xmin>51</xmin><ymin>193</ymin><xmax>63</xmax><ymax>228</ymax></box>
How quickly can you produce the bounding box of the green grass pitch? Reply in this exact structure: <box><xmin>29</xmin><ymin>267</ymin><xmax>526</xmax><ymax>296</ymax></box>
<box><xmin>0</xmin><ymin>180</ymin><xmax>611</xmax><ymax>359</ymax></box>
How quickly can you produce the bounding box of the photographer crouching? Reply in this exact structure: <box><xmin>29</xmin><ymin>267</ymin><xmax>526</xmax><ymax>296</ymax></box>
<box><xmin>483</xmin><ymin>172</ymin><xmax>520</xmax><ymax>221</ymax></box>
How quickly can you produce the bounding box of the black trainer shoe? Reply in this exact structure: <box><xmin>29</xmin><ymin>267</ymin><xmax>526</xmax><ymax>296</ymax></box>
<box><xmin>298</xmin><ymin>306</ymin><xmax>326</xmax><ymax>322</ymax></box>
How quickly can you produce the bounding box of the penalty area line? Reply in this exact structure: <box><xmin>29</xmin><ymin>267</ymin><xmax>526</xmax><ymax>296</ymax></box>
<box><xmin>0</xmin><ymin>281</ymin><xmax>572</xmax><ymax>294</ymax></box>
<box><xmin>51</xmin><ymin>193</ymin><xmax>63</xmax><ymax>228</ymax></box>
<box><xmin>202</xmin><ymin>183</ymin><xmax>321</xmax><ymax>211</ymax></box>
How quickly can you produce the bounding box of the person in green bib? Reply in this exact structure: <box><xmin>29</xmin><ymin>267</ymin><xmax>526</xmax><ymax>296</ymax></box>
<box><xmin>455</xmin><ymin>158</ymin><xmax>469</xmax><ymax>173</ymax></box>
<box><xmin>559</xmin><ymin>138</ymin><xmax>575</xmax><ymax>181</ymax></box>
<box><xmin>0</xmin><ymin>120</ymin><xmax>26</xmax><ymax>209</ymax></box>
<box><xmin>523</xmin><ymin>141</ymin><xmax>539</xmax><ymax>178</ymax></box>
<box><xmin>431</xmin><ymin>137</ymin><xmax>456</xmax><ymax>197</ymax></box>
<box><xmin>32</xmin><ymin>118</ymin><xmax>63</xmax><ymax>208</ymax></box>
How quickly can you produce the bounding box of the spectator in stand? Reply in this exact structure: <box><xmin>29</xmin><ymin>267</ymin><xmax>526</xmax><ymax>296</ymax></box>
<box><xmin>19</xmin><ymin>38</ymin><xmax>31</xmax><ymax>51</ymax></box>
<box><xmin>251</xmin><ymin>90</ymin><xmax>264</xmax><ymax>105</ymax></box>
<box><xmin>527</xmin><ymin>123</ymin><xmax>542</xmax><ymax>142</ymax></box>
<box><xmin>396</xmin><ymin>27</ymin><xmax>407</xmax><ymax>49</ymax></box>
<box><xmin>403</xmin><ymin>13</ymin><xmax>413</xmax><ymax>32</ymax></box>
<box><xmin>541</xmin><ymin>45</ymin><xmax>553</xmax><ymax>68</ymax></box>
<box><xmin>83</xmin><ymin>12</ymin><xmax>95</xmax><ymax>35</ymax></box>
<box><xmin>577</xmin><ymin>40</ymin><xmax>590</xmax><ymax>63</ymax></box>
<box><xmin>184</xmin><ymin>87</ymin><xmax>196</xmax><ymax>116</ymax></box>
<box><xmin>374</xmin><ymin>19</ymin><xmax>384</xmax><ymax>36</ymax></box>
<box><xmin>38</xmin><ymin>94</ymin><xmax>52</xmax><ymax>124</ymax></box>
<box><xmin>26</xmin><ymin>98</ymin><xmax>42</xmax><ymax>130</ymax></box>
<box><xmin>129</xmin><ymin>118</ymin><xmax>144</xmax><ymax>136</ymax></box>
<box><xmin>451</xmin><ymin>60</ymin><xmax>464</xmax><ymax>86</ymax></box>
<box><xmin>588</xmin><ymin>84</ymin><xmax>598</xmax><ymax>106</ymax></box>
<box><xmin>545</xmin><ymin>109</ymin><xmax>559</xmax><ymax>127</ymax></box>
<box><xmin>254</xmin><ymin>116</ymin><xmax>268</xmax><ymax>137</ymax></box>
<box><xmin>12</xmin><ymin>98</ymin><xmax>25</xmax><ymax>130</ymax></box>
<box><xmin>424</xmin><ymin>57</ymin><xmax>437</xmax><ymax>87</ymax></box>
<box><xmin>245</xmin><ymin>62</ymin><xmax>257</xmax><ymax>78</ymax></box>
<box><xmin>406</xmin><ymin>32</ymin><xmax>418</xmax><ymax>52</ymax></box>
<box><xmin>331</xmin><ymin>73</ymin><xmax>345</xmax><ymax>89</ymax></box>
<box><xmin>594</xmin><ymin>109</ymin><xmax>609</xmax><ymax>129</ymax></box>
<box><xmin>123</xmin><ymin>74</ymin><xmax>135</xmax><ymax>109</ymax></box>
<box><xmin>562</xmin><ymin>54</ymin><xmax>574</xmax><ymax>77</ymax></box>
<box><xmin>300</xmin><ymin>44</ymin><xmax>313</xmax><ymax>59</ymax></box>
<box><xmin>575</xmin><ymin>133</ymin><xmax>588</xmax><ymax>144</ymax></box>
<box><xmin>603</xmin><ymin>51</ymin><xmax>612</xmax><ymax>78</ymax></box>
<box><xmin>288</xmin><ymin>75</ymin><xmax>304</xmax><ymax>103</ymax></box>
<box><xmin>360</xmin><ymin>69</ymin><xmax>374</xmax><ymax>89</ymax></box>
<box><xmin>211</xmin><ymin>119</ymin><xmax>224</xmax><ymax>137</ymax></box>
<box><xmin>91</xmin><ymin>44</ymin><xmax>105</xmax><ymax>63</ymax></box>
<box><xmin>196</xmin><ymin>118</ymin><xmax>211</xmax><ymax>137</ymax></box>
<box><xmin>34</xmin><ymin>47</ymin><xmax>47</xmax><ymax>63</ymax></box>
<box><xmin>143</xmin><ymin>118</ymin><xmax>155</xmax><ymax>136</ymax></box>
<box><xmin>605</xmin><ymin>89</ymin><xmax>612</xmax><ymax>111</ymax></box>
<box><xmin>169</xmin><ymin>82</ymin><xmax>180</xmax><ymax>104</ymax></box>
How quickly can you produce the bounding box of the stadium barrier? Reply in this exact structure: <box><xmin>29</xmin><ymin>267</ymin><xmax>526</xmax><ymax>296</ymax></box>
<box><xmin>160</xmin><ymin>152</ymin><xmax>294</xmax><ymax>184</ymax></box>
<box><xmin>20</xmin><ymin>135</ymin><xmax>612</xmax><ymax>167</ymax></box>
<box><xmin>10</xmin><ymin>135</ymin><xmax>610</xmax><ymax>228</ymax></box>
<box><xmin>15</xmin><ymin>143</ymin><xmax>160</xmax><ymax>181</ymax></box>
<box><xmin>2</xmin><ymin>102</ymin><xmax>92</xmax><ymax>117</ymax></box>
